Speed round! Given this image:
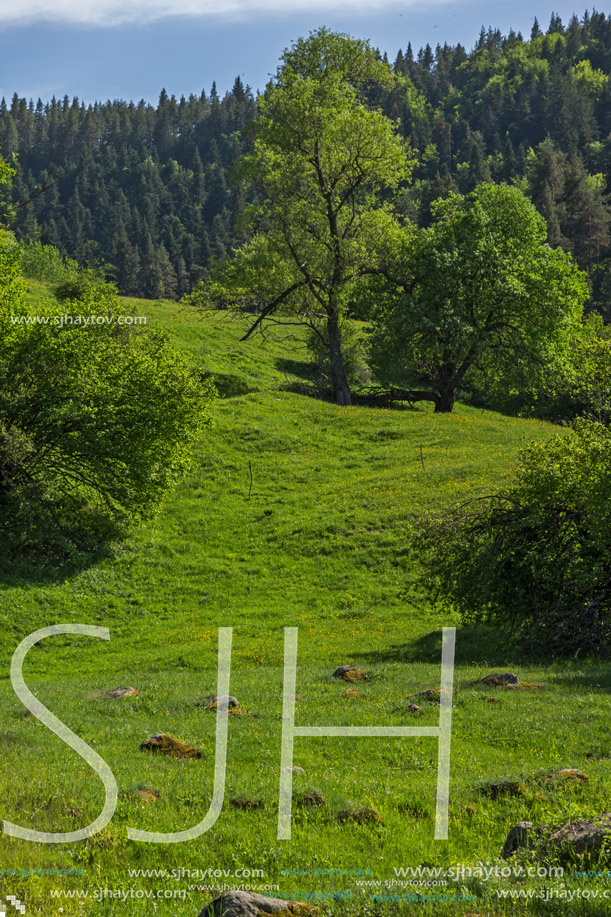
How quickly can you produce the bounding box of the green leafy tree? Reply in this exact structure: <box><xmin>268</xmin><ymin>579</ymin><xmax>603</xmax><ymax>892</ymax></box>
<box><xmin>416</xmin><ymin>420</ymin><xmax>611</xmax><ymax>655</ymax></box>
<box><xmin>0</xmin><ymin>215</ymin><xmax>215</xmax><ymax>549</ymax></box>
<box><xmin>188</xmin><ymin>29</ymin><xmax>415</xmax><ymax>405</ymax></box>
<box><xmin>370</xmin><ymin>183</ymin><xmax>588</xmax><ymax>412</ymax></box>
<box><xmin>540</xmin><ymin>312</ymin><xmax>611</xmax><ymax>423</ymax></box>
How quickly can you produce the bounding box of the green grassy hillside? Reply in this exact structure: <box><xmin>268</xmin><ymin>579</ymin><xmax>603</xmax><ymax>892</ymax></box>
<box><xmin>1</xmin><ymin>290</ymin><xmax>609</xmax><ymax>916</ymax></box>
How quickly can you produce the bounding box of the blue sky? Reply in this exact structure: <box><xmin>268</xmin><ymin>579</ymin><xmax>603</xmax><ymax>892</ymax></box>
<box><xmin>0</xmin><ymin>1</ymin><xmax>595</xmax><ymax>104</ymax></box>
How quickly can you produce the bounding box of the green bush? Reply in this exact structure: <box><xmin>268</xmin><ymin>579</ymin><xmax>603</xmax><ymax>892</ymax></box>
<box><xmin>0</xmin><ymin>236</ymin><xmax>216</xmax><ymax>555</ymax></box>
<box><xmin>20</xmin><ymin>240</ymin><xmax>80</xmax><ymax>284</ymax></box>
<box><xmin>53</xmin><ymin>268</ymin><xmax>117</xmax><ymax>303</ymax></box>
<box><xmin>416</xmin><ymin>420</ymin><xmax>611</xmax><ymax>655</ymax></box>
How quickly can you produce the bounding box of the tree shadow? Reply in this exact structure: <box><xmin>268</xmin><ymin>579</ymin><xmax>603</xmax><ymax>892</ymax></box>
<box><xmin>360</xmin><ymin>624</ymin><xmax>524</xmax><ymax>670</ymax></box>
<box><xmin>275</xmin><ymin>357</ymin><xmax>317</xmax><ymax>381</ymax></box>
<box><xmin>552</xmin><ymin>666</ymin><xmax>611</xmax><ymax>692</ymax></box>
<box><xmin>203</xmin><ymin>371</ymin><xmax>254</xmax><ymax>398</ymax></box>
<box><xmin>0</xmin><ymin>502</ymin><xmax>121</xmax><ymax>587</ymax></box>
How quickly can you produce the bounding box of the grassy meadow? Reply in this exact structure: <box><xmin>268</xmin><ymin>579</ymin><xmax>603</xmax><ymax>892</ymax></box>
<box><xmin>1</xmin><ymin>287</ymin><xmax>610</xmax><ymax>915</ymax></box>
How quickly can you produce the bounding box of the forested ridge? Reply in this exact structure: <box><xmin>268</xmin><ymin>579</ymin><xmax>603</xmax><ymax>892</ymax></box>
<box><xmin>1</xmin><ymin>9</ymin><xmax>610</xmax><ymax>309</ymax></box>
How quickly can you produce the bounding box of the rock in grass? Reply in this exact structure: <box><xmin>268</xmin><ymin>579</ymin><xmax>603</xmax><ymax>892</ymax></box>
<box><xmin>481</xmin><ymin>780</ymin><xmax>526</xmax><ymax>800</ymax></box>
<box><xmin>337</xmin><ymin>807</ymin><xmax>384</xmax><ymax>825</ymax></box>
<box><xmin>482</xmin><ymin>673</ymin><xmax>519</xmax><ymax>688</ymax></box>
<box><xmin>139</xmin><ymin>733</ymin><xmax>203</xmax><ymax>759</ymax></box>
<box><xmin>407</xmin><ymin>703</ymin><xmax>421</xmax><ymax>713</ymax></box>
<box><xmin>343</xmin><ymin>689</ymin><xmax>360</xmax><ymax>698</ymax></box>
<box><xmin>230</xmin><ymin>797</ymin><xmax>264</xmax><ymax>810</ymax></box>
<box><xmin>198</xmin><ymin>890</ymin><xmax>319</xmax><ymax>916</ymax></box>
<box><xmin>482</xmin><ymin>672</ymin><xmax>542</xmax><ymax>689</ymax></box>
<box><xmin>134</xmin><ymin>787</ymin><xmax>159</xmax><ymax>803</ymax></box>
<box><xmin>502</xmin><ymin>814</ymin><xmax>611</xmax><ymax>860</ymax></box>
<box><xmin>342</xmin><ymin>669</ymin><xmax>367</xmax><ymax>682</ymax></box>
<box><xmin>411</xmin><ymin>687</ymin><xmax>441</xmax><ymax>702</ymax></box>
<box><xmin>295</xmin><ymin>790</ymin><xmax>327</xmax><ymax>808</ymax></box>
<box><xmin>205</xmin><ymin>695</ymin><xmax>241</xmax><ymax>712</ymax></box>
<box><xmin>544</xmin><ymin>768</ymin><xmax>588</xmax><ymax>783</ymax></box>
<box><xmin>106</xmin><ymin>686</ymin><xmax>138</xmax><ymax>699</ymax></box>
<box><xmin>502</xmin><ymin>822</ymin><xmax>544</xmax><ymax>858</ymax></box>
<box><xmin>333</xmin><ymin>665</ymin><xmax>363</xmax><ymax>678</ymax></box>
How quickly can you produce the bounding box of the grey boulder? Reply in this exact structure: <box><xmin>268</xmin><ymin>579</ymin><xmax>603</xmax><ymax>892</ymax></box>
<box><xmin>198</xmin><ymin>890</ymin><xmax>317</xmax><ymax>916</ymax></box>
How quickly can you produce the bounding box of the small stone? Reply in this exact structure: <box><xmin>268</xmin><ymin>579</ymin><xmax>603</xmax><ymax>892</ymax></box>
<box><xmin>106</xmin><ymin>686</ymin><xmax>138</xmax><ymax>699</ymax></box>
<box><xmin>337</xmin><ymin>807</ymin><xmax>385</xmax><ymax>826</ymax></box>
<box><xmin>342</xmin><ymin>669</ymin><xmax>367</xmax><ymax>682</ymax></box>
<box><xmin>407</xmin><ymin>703</ymin><xmax>421</xmax><ymax>713</ymax></box>
<box><xmin>502</xmin><ymin>822</ymin><xmax>541</xmax><ymax>858</ymax></box>
<box><xmin>198</xmin><ymin>890</ymin><xmax>320</xmax><ymax>917</ymax></box>
<box><xmin>343</xmin><ymin>689</ymin><xmax>360</xmax><ymax>698</ymax></box>
<box><xmin>139</xmin><ymin>733</ymin><xmax>203</xmax><ymax>759</ymax></box>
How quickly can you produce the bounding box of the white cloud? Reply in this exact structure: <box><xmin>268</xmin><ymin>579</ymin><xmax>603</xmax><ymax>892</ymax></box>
<box><xmin>0</xmin><ymin>0</ymin><xmax>444</xmax><ymax>28</ymax></box>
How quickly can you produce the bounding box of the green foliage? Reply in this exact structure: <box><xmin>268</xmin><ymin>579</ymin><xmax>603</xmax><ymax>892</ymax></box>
<box><xmin>53</xmin><ymin>267</ymin><xmax>118</xmax><ymax>303</ymax></box>
<box><xmin>0</xmin><ymin>155</ymin><xmax>14</xmax><ymax>188</ymax></box>
<box><xmin>370</xmin><ymin>183</ymin><xmax>588</xmax><ymax>412</ymax></box>
<box><xmin>0</xmin><ymin>227</ymin><xmax>24</xmax><ymax>316</ymax></box>
<box><xmin>417</xmin><ymin>420</ymin><xmax>611</xmax><ymax>655</ymax></box>
<box><xmin>20</xmin><ymin>240</ymin><xmax>79</xmax><ymax>283</ymax></box>
<box><xmin>305</xmin><ymin>319</ymin><xmax>370</xmax><ymax>394</ymax></box>
<box><xmin>0</xmin><ymin>259</ymin><xmax>215</xmax><ymax>552</ymax></box>
<box><xmin>188</xmin><ymin>29</ymin><xmax>414</xmax><ymax>406</ymax></box>
<box><xmin>3</xmin><ymin>14</ymin><xmax>611</xmax><ymax>311</ymax></box>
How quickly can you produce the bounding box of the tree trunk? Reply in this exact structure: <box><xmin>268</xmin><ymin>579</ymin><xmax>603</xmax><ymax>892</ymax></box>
<box><xmin>434</xmin><ymin>389</ymin><xmax>455</xmax><ymax>413</ymax></box>
<box><xmin>327</xmin><ymin>313</ymin><xmax>352</xmax><ymax>406</ymax></box>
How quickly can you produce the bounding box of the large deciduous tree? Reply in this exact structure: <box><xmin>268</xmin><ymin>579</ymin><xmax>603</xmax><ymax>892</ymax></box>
<box><xmin>188</xmin><ymin>29</ymin><xmax>414</xmax><ymax>406</ymax></box>
<box><xmin>370</xmin><ymin>183</ymin><xmax>588</xmax><ymax>412</ymax></box>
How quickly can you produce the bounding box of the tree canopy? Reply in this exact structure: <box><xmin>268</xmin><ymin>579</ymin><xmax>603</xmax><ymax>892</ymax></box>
<box><xmin>188</xmin><ymin>29</ymin><xmax>415</xmax><ymax>405</ymax></box>
<box><xmin>370</xmin><ymin>183</ymin><xmax>588</xmax><ymax>412</ymax></box>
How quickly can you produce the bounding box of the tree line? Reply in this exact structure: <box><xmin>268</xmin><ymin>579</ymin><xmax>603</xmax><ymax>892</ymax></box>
<box><xmin>0</xmin><ymin>11</ymin><xmax>610</xmax><ymax>305</ymax></box>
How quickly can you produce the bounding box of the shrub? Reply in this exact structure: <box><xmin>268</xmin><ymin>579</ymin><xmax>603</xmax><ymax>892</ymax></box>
<box><xmin>0</xmin><ymin>255</ymin><xmax>215</xmax><ymax>556</ymax></box>
<box><xmin>20</xmin><ymin>240</ymin><xmax>80</xmax><ymax>284</ymax></box>
<box><xmin>416</xmin><ymin>420</ymin><xmax>611</xmax><ymax>656</ymax></box>
<box><xmin>53</xmin><ymin>268</ymin><xmax>117</xmax><ymax>303</ymax></box>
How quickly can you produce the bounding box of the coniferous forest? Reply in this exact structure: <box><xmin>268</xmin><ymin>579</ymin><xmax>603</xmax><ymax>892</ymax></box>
<box><xmin>1</xmin><ymin>10</ymin><xmax>611</xmax><ymax>312</ymax></box>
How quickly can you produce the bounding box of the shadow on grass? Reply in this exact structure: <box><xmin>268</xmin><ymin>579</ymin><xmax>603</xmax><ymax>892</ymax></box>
<box><xmin>360</xmin><ymin>624</ymin><xmax>523</xmax><ymax>670</ymax></box>
<box><xmin>203</xmin><ymin>371</ymin><xmax>254</xmax><ymax>398</ymax></box>
<box><xmin>0</xmin><ymin>504</ymin><xmax>120</xmax><ymax>587</ymax></box>
<box><xmin>275</xmin><ymin>357</ymin><xmax>317</xmax><ymax>381</ymax></box>
<box><xmin>552</xmin><ymin>667</ymin><xmax>611</xmax><ymax>691</ymax></box>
